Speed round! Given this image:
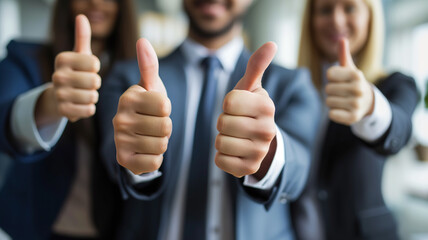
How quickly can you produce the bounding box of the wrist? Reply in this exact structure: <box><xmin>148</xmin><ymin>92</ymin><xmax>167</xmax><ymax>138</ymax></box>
<box><xmin>253</xmin><ymin>136</ymin><xmax>277</xmax><ymax>180</ymax></box>
<box><xmin>35</xmin><ymin>86</ymin><xmax>61</xmax><ymax>127</ymax></box>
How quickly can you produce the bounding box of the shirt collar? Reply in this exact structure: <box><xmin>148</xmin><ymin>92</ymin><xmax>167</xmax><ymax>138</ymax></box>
<box><xmin>180</xmin><ymin>37</ymin><xmax>244</xmax><ymax>73</ymax></box>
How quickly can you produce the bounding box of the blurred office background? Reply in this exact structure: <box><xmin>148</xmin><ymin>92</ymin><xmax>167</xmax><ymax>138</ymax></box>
<box><xmin>0</xmin><ymin>0</ymin><xmax>427</xmax><ymax>239</ymax></box>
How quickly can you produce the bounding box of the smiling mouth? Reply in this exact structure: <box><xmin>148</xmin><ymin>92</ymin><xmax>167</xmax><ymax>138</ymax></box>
<box><xmin>195</xmin><ymin>0</ymin><xmax>227</xmax><ymax>17</ymax></box>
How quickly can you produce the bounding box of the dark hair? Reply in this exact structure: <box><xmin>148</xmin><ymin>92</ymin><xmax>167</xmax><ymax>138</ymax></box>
<box><xmin>41</xmin><ymin>0</ymin><xmax>138</xmax><ymax>81</ymax></box>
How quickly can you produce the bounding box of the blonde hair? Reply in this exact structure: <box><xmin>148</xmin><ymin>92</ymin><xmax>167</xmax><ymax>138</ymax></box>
<box><xmin>298</xmin><ymin>0</ymin><xmax>386</xmax><ymax>90</ymax></box>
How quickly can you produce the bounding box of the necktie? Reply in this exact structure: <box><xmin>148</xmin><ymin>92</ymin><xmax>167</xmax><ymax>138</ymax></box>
<box><xmin>183</xmin><ymin>56</ymin><xmax>222</xmax><ymax>239</ymax></box>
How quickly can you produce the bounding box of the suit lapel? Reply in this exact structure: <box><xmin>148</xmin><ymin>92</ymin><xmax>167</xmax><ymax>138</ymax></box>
<box><xmin>226</xmin><ymin>49</ymin><xmax>251</xmax><ymax>92</ymax></box>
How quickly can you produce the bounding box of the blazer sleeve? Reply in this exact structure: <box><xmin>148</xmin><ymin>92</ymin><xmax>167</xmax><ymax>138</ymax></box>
<box><xmin>239</xmin><ymin>67</ymin><xmax>321</xmax><ymax>210</ymax></box>
<box><xmin>98</xmin><ymin>60</ymin><xmax>168</xmax><ymax>200</ymax></box>
<box><xmin>0</xmin><ymin>48</ymin><xmax>51</xmax><ymax>163</ymax></box>
<box><xmin>367</xmin><ymin>72</ymin><xmax>419</xmax><ymax>155</ymax></box>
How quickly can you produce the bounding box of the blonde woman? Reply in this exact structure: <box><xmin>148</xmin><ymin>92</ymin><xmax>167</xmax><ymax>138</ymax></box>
<box><xmin>294</xmin><ymin>0</ymin><xmax>419</xmax><ymax>239</ymax></box>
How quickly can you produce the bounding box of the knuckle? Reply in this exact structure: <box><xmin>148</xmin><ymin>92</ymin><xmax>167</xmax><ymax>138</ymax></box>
<box><xmin>55</xmin><ymin>53</ymin><xmax>69</xmax><ymax>68</ymax></box>
<box><xmin>119</xmin><ymin>92</ymin><xmax>136</xmax><ymax>108</ymax></box>
<box><xmin>215</xmin><ymin>135</ymin><xmax>223</xmax><ymax>151</ymax></box>
<box><xmin>113</xmin><ymin>114</ymin><xmax>134</xmax><ymax>133</ymax></box>
<box><xmin>52</xmin><ymin>71</ymin><xmax>67</xmax><ymax>86</ymax></box>
<box><xmin>267</xmin><ymin>124</ymin><xmax>277</xmax><ymax>139</ymax></box>
<box><xmin>349</xmin><ymin>111</ymin><xmax>359</xmax><ymax>123</ymax></box>
<box><xmin>216</xmin><ymin>114</ymin><xmax>225</xmax><ymax>132</ymax></box>
<box><xmin>214</xmin><ymin>154</ymin><xmax>226</xmax><ymax>170</ymax></box>
<box><xmin>261</xmin><ymin>99</ymin><xmax>275</xmax><ymax>116</ymax></box>
<box><xmin>158</xmin><ymin>97</ymin><xmax>171</xmax><ymax>116</ymax></box>
<box><xmin>147</xmin><ymin>156</ymin><xmax>163</xmax><ymax>172</ymax></box>
<box><xmin>89</xmin><ymin>74</ymin><xmax>101</xmax><ymax>89</ymax></box>
<box><xmin>55</xmin><ymin>88</ymin><xmax>67</xmax><ymax>101</ymax></box>
<box><xmin>90</xmin><ymin>91</ymin><xmax>99</xmax><ymax>104</ymax></box>
<box><xmin>112</xmin><ymin>114</ymin><xmax>123</xmax><ymax>129</ymax></box>
<box><xmin>256</xmin><ymin>144</ymin><xmax>270</xmax><ymax>159</ymax></box>
<box><xmin>90</xmin><ymin>55</ymin><xmax>101</xmax><ymax>72</ymax></box>
<box><xmin>116</xmin><ymin>152</ymin><xmax>128</xmax><ymax>167</ymax></box>
<box><xmin>223</xmin><ymin>92</ymin><xmax>237</xmax><ymax>113</ymax></box>
<box><xmin>158</xmin><ymin>137</ymin><xmax>169</xmax><ymax>153</ymax></box>
<box><xmin>85</xmin><ymin>105</ymin><xmax>96</xmax><ymax>117</ymax></box>
<box><xmin>114</xmin><ymin>134</ymin><xmax>128</xmax><ymax>149</ymax></box>
<box><xmin>256</xmin><ymin>121</ymin><xmax>276</xmax><ymax>141</ymax></box>
<box><xmin>243</xmin><ymin>162</ymin><xmax>259</xmax><ymax>175</ymax></box>
<box><xmin>160</xmin><ymin>117</ymin><xmax>172</xmax><ymax>137</ymax></box>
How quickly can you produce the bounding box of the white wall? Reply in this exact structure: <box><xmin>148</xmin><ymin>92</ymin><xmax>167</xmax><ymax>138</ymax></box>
<box><xmin>0</xmin><ymin>0</ymin><xmax>20</xmax><ymax>58</ymax></box>
<box><xmin>18</xmin><ymin>0</ymin><xmax>52</xmax><ymax>42</ymax></box>
<box><xmin>245</xmin><ymin>0</ymin><xmax>304</xmax><ymax>68</ymax></box>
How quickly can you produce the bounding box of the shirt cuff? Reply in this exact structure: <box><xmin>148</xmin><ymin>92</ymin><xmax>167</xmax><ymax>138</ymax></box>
<box><xmin>126</xmin><ymin>169</ymin><xmax>163</xmax><ymax>185</ymax></box>
<box><xmin>351</xmin><ymin>85</ymin><xmax>392</xmax><ymax>143</ymax></box>
<box><xmin>11</xmin><ymin>83</ymin><xmax>67</xmax><ymax>154</ymax></box>
<box><xmin>243</xmin><ymin>125</ymin><xmax>285</xmax><ymax>190</ymax></box>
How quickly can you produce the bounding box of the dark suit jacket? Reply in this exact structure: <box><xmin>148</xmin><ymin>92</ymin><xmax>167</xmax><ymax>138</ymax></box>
<box><xmin>311</xmin><ymin>72</ymin><xmax>418</xmax><ymax>240</ymax></box>
<box><xmin>0</xmin><ymin>40</ymin><xmax>122</xmax><ymax>240</ymax></box>
<box><xmin>98</xmin><ymin>46</ymin><xmax>321</xmax><ymax>240</ymax></box>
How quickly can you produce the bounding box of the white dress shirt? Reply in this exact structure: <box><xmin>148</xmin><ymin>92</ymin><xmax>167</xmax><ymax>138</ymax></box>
<box><xmin>11</xmin><ymin>83</ymin><xmax>67</xmax><ymax>154</ymax></box>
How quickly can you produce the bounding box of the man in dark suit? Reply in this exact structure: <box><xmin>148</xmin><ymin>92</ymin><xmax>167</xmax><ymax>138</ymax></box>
<box><xmin>98</xmin><ymin>0</ymin><xmax>320</xmax><ymax>239</ymax></box>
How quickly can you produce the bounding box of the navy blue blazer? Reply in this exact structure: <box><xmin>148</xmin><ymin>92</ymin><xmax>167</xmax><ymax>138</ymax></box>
<box><xmin>98</xmin><ymin>46</ymin><xmax>321</xmax><ymax>240</ymax></box>
<box><xmin>316</xmin><ymin>72</ymin><xmax>419</xmax><ymax>240</ymax></box>
<box><xmin>0</xmin><ymin>41</ymin><xmax>122</xmax><ymax>240</ymax></box>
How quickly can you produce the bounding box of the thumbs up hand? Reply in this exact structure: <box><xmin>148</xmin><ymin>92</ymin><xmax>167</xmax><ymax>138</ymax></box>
<box><xmin>215</xmin><ymin>42</ymin><xmax>277</xmax><ymax>179</ymax></box>
<box><xmin>51</xmin><ymin>14</ymin><xmax>101</xmax><ymax>122</ymax></box>
<box><xmin>113</xmin><ymin>38</ymin><xmax>171</xmax><ymax>175</ymax></box>
<box><xmin>325</xmin><ymin>38</ymin><xmax>374</xmax><ymax>125</ymax></box>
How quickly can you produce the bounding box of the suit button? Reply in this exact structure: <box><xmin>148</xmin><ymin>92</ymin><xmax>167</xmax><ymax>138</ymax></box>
<box><xmin>318</xmin><ymin>190</ymin><xmax>328</xmax><ymax>200</ymax></box>
<box><xmin>279</xmin><ymin>193</ymin><xmax>288</xmax><ymax>204</ymax></box>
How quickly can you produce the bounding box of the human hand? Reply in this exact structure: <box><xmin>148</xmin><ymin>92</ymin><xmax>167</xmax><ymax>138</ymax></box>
<box><xmin>215</xmin><ymin>42</ymin><xmax>277</xmax><ymax>179</ymax></box>
<box><xmin>51</xmin><ymin>14</ymin><xmax>101</xmax><ymax>122</ymax></box>
<box><xmin>325</xmin><ymin>38</ymin><xmax>374</xmax><ymax>125</ymax></box>
<box><xmin>113</xmin><ymin>38</ymin><xmax>171</xmax><ymax>175</ymax></box>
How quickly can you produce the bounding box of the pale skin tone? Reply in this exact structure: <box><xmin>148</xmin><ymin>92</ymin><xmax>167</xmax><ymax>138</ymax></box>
<box><xmin>35</xmin><ymin>0</ymin><xmax>118</xmax><ymax>126</ymax></box>
<box><xmin>312</xmin><ymin>0</ymin><xmax>374</xmax><ymax>125</ymax></box>
<box><xmin>113</xmin><ymin>0</ymin><xmax>278</xmax><ymax>180</ymax></box>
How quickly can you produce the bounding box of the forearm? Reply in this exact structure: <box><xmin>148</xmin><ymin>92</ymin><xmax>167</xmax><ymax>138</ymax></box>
<box><xmin>34</xmin><ymin>85</ymin><xmax>61</xmax><ymax>127</ymax></box>
<box><xmin>10</xmin><ymin>83</ymin><xmax>67</xmax><ymax>154</ymax></box>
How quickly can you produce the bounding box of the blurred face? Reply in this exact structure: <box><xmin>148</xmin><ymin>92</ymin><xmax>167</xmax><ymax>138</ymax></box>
<box><xmin>71</xmin><ymin>0</ymin><xmax>119</xmax><ymax>39</ymax></box>
<box><xmin>312</xmin><ymin>0</ymin><xmax>370</xmax><ymax>61</ymax></box>
<box><xmin>183</xmin><ymin>0</ymin><xmax>253</xmax><ymax>38</ymax></box>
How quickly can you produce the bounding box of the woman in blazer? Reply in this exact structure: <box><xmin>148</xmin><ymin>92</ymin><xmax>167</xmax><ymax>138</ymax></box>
<box><xmin>293</xmin><ymin>0</ymin><xmax>419</xmax><ymax>239</ymax></box>
<box><xmin>0</xmin><ymin>0</ymin><xmax>137</xmax><ymax>239</ymax></box>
